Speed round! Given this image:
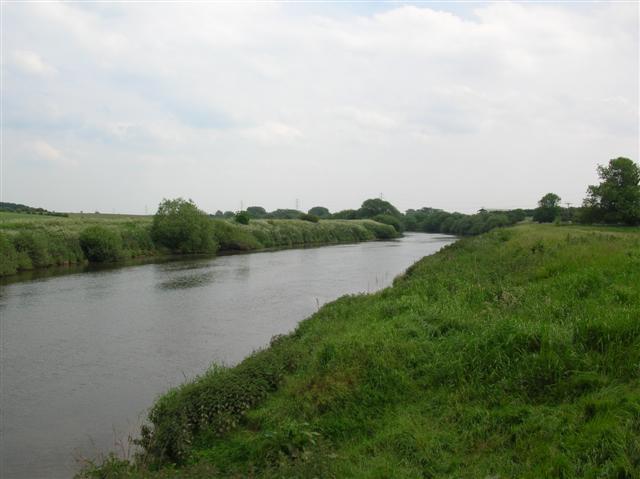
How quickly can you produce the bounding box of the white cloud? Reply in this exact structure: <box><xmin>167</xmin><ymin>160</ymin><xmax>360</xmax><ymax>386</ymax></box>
<box><xmin>242</xmin><ymin>122</ymin><xmax>303</xmax><ymax>146</ymax></box>
<box><xmin>33</xmin><ymin>139</ymin><xmax>62</xmax><ymax>160</ymax></box>
<box><xmin>12</xmin><ymin>50</ymin><xmax>56</xmax><ymax>75</ymax></box>
<box><xmin>32</xmin><ymin>140</ymin><xmax>77</xmax><ymax>167</ymax></box>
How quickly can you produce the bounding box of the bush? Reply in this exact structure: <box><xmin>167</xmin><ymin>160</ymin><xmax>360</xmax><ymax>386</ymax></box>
<box><xmin>212</xmin><ymin>220</ymin><xmax>263</xmax><ymax>251</ymax></box>
<box><xmin>332</xmin><ymin>209</ymin><xmax>357</xmax><ymax>219</ymax></box>
<box><xmin>120</xmin><ymin>224</ymin><xmax>155</xmax><ymax>257</ymax></box>
<box><xmin>372</xmin><ymin>214</ymin><xmax>403</xmax><ymax>232</ymax></box>
<box><xmin>308</xmin><ymin>206</ymin><xmax>331</xmax><ymax>218</ymax></box>
<box><xmin>151</xmin><ymin>198</ymin><xmax>218</xmax><ymax>254</ymax></box>
<box><xmin>235</xmin><ymin>211</ymin><xmax>251</xmax><ymax>225</ymax></box>
<box><xmin>0</xmin><ymin>233</ymin><xmax>18</xmax><ymax>275</ymax></box>
<box><xmin>79</xmin><ymin>226</ymin><xmax>124</xmax><ymax>262</ymax></box>
<box><xmin>299</xmin><ymin>213</ymin><xmax>319</xmax><ymax>223</ymax></box>
<box><xmin>12</xmin><ymin>231</ymin><xmax>53</xmax><ymax>268</ymax></box>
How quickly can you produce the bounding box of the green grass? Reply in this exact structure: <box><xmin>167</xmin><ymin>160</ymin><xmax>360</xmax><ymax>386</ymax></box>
<box><xmin>0</xmin><ymin>212</ymin><xmax>397</xmax><ymax>277</ymax></box>
<box><xmin>79</xmin><ymin>224</ymin><xmax>640</xmax><ymax>479</ymax></box>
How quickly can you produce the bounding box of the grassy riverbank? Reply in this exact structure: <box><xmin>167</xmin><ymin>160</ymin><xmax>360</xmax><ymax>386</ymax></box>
<box><xmin>0</xmin><ymin>212</ymin><xmax>397</xmax><ymax>277</ymax></box>
<box><xmin>81</xmin><ymin>224</ymin><xmax>640</xmax><ymax>478</ymax></box>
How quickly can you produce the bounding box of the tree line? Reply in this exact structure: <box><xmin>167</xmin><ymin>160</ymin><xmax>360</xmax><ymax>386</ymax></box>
<box><xmin>226</xmin><ymin>157</ymin><xmax>639</xmax><ymax>234</ymax></box>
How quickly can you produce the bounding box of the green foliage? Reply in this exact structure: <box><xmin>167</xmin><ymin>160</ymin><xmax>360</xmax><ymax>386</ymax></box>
<box><xmin>582</xmin><ymin>157</ymin><xmax>640</xmax><ymax>226</ymax></box>
<box><xmin>533</xmin><ymin>193</ymin><xmax>562</xmax><ymax>223</ymax></box>
<box><xmin>0</xmin><ymin>232</ymin><xmax>19</xmax><ymax>275</ymax></box>
<box><xmin>308</xmin><ymin>206</ymin><xmax>331</xmax><ymax>218</ymax></box>
<box><xmin>210</xmin><ymin>220</ymin><xmax>262</xmax><ymax>251</ymax></box>
<box><xmin>244</xmin><ymin>219</ymin><xmax>397</xmax><ymax>248</ymax></box>
<box><xmin>357</xmin><ymin>198</ymin><xmax>402</xmax><ymax>219</ymax></box>
<box><xmin>405</xmin><ymin>208</ymin><xmax>518</xmax><ymax>236</ymax></box>
<box><xmin>120</xmin><ymin>224</ymin><xmax>155</xmax><ymax>258</ymax></box>
<box><xmin>151</xmin><ymin>198</ymin><xmax>218</xmax><ymax>254</ymax></box>
<box><xmin>12</xmin><ymin>231</ymin><xmax>54</xmax><ymax>267</ymax></box>
<box><xmin>234</xmin><ymin>211</ymin><xmax>251</xmax><ymax>225</ymax></box>
<box><xmin>372</xmin><ymin>214</ymin><xmax>403</xmax><ymax>232</ymax></box>
<box><xmin>79</xmin><ymin>226</ymin><xmax>124</xmax><ymax>262</ymax></box>
<box><xmin>246</xmin><ymin>207</ymin><xmax>267</xmax><ymax>219</ymax></box>
<box><xmin>0</xmin><ymin>201</ymin><xmax>68</xmax><ymax>217</ymax></box>
<box><xmin>0</xmin><ymin>212</ymin><xmax>397</xmax><ymax>277</ymax></box>
<box><xmin>266</xmin><ymin>209</ymin><xmax>303</xmax><ymax>220</ymax></box>
<box><xmin>299</xmin><ymin>213</ymin><xmax>319</xmax><ymax>223</ymax></box>
<box><xmin>331</xmin><ymin>209</ymin><xmax>358</xmax><ymax>220</ymax></box>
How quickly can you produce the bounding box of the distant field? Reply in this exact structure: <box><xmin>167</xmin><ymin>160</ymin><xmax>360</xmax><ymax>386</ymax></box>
<box><xmin>0</xmin><ymin>211</ymin><xmax>153</xmax><ymax>235</ymax></box>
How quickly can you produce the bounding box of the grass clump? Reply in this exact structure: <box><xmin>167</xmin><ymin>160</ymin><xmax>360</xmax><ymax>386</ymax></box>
<box><xmin>80</xmin><ymin>224</ymin><xmax>640</xmax><ymax>479</ymax></box>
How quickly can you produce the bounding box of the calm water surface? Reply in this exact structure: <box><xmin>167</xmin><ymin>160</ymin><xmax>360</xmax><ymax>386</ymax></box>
<box><xmin>0</xmin><ymin>233</ymin><xmax>454</xmax><ymax>478</ymax></box>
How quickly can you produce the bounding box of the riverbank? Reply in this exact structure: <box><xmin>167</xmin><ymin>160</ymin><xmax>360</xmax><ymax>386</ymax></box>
<box><xmin>81</xmin><ymin>224</ymin><xmax>640</xmax><ymax>478</ymax></box>
<box><xmin>0</xmin><ymin>212</ymin><xmax>397</xmax><ymax>278</ymax></box>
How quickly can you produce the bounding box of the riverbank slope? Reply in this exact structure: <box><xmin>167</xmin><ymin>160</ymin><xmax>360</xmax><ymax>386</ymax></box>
<box><xmin>83</xmin><ymin>224</ymin><xmax>640</xmax><ymax>478</ymax></box>
<box><xmin>0</xmin><ymin>212</ymin><xmax>397</xmax><ymax>277</ymax></box>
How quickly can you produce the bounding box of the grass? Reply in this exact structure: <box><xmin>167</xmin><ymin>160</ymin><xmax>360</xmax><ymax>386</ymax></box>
<box><xmin>79</xmin><ymin>224</ymin><xmax>640</xmax><ymax>478</ymax></box>
<box><xmin>0</xmin><ymin>212</ymin><xmax>397</xmax><ymax>277</ymax></box>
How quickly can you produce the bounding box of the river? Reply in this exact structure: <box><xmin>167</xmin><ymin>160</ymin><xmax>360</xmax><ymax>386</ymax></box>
<box><xmin>0</xmin><ymin>233</ymin><xmax>454</xmax><ymax>478</ymax></box>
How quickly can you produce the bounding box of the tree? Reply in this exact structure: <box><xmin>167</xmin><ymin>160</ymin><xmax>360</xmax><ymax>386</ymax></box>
<box><xmin>246</xmin><ymin>206</ymin><xmax>267</xmax><ymax>219</ymax></box>
<box><xmin>332</xmin><ymin>209</ymin><xmax>358</xmax><ymax>220</ymax></box>
<box><xmin>357</xmin><ymin>198</ymin><xmax>402</xmax><ymax>219</ymax></box>
<box><xmin>582</xmin><ymin>157</ymin><xmax>640</xmax><ymax>225</ymax></box>
<box><xmin>308</xmin><ymin>206</ymin><xmax>330</xmax><ymax>218</ymax></box>
<box><xmin>266</xmin><ymin>209</ymin><xmax>302</xmax><ymax>219</ymax></box>
<box><xmin>533</xmin><ymin>193</ymin><xmax>561</xmax><ymax>223</ymax></box>
<box><xmin>151</xmin><ymin>198</ymin><xmax>218</xmax><ymax>253</ymax></box>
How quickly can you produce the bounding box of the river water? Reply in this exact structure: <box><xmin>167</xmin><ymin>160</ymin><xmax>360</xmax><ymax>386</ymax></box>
<box><xmin>0</xmin><ymin>233</ymin><xmax>454</xmax><ymax>478</ymax></box>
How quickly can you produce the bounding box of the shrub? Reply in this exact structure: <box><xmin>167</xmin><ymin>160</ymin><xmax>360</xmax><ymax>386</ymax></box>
<box><xmin>235</xmin><ymin>211</ymin><xmax>251</xmax><ymax>225</ymax></box>
<box><xmin>121</xmin><ymin>224</ymin><xmax>155</xmax><ymax>257</ymax></box>
<box><xmin>299</xmin><ymin>213</ymin><xmax>319</xmax><ymax>223</ymax></box>
<box><xmin>372</xmin><ymin>214</ymin><xmax>403</xmax><ymax>232</ymax></box>
<box><xmin>12</xmin><ymin>231</ymin><xmax>53</xmax><ymax>268</ymax></box>
<box><xmin>79</xmin><ymin>226</ymin><xmax>124</xmax><ymax>262</ymax></box>
<box><xmin>308</xmin><ymin>206</ymin><xmax>331</xmax><ymax>218</ymax></box>
<box><xmin>212</xmin><ymin>220</ymin><xmax>262</xmax><ymax>251</ymax></box>
<box><xmin>151</xmin><ymin>198</ymin><xmax>218</xmax><ymax>254</ymax></box>
<box><xmin>0</xmin><ymin>233</ymin><xmax>18</xmax><ymax>275</ymax></box>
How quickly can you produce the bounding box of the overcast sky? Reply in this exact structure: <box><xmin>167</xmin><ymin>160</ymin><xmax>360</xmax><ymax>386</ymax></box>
<box><xmin>2</xmin><ymin>1</ymin><xmax>638</xmax><ymax>214</ymax></box>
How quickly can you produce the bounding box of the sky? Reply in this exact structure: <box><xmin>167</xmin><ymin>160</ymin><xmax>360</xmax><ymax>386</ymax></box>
<box><xmin>2</xmin><ymin>1</ymin><xmax>638</xmax><ymax>215</ymax></box>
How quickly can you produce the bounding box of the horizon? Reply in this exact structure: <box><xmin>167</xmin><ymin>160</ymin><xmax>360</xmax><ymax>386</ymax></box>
<box><xmin>2</xmin><ymin>1</ymin><xmax>638</xmax><ymax>215</ymax></box>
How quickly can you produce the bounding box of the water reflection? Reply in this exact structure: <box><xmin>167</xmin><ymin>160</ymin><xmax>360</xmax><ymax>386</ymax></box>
<box><xmin>158</xmin><ymin>270</ymin><xmax>217</xmax><ymax>290</ymax></box>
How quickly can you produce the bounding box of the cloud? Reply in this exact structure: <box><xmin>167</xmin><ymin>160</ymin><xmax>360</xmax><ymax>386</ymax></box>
<box><xmin>1</xmin><ymin>1</ymin><xmax>638</xmax><ymax>214</ymax></box>
<box><xmin>241</xmin><ymin>122</ymin><xmax>303</xmax><ymax>146</ymax></box>
<box><xmin>33</xmin><ymin>139</ymin><xmax>61</xmax><ymax>160</ymax></box>
<box><xmin>334</xmin><ymin>107</ymin><xmax>399</xmax><ymax>131</ymax></box>
<box><xmin>11</xmin><ymin>50</ymin><xmax>56</xmax><ymax>76</ymax></box>
<box><xmin>32</xmin><ymin>140</ymin><xmax>77</xmax><ymax>167</ymax></box>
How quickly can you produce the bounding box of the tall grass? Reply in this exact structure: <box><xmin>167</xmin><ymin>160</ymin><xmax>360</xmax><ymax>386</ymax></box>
<box><xmin>0</xmin><ymin>213</ymin><xmax>397</xmax><ymax>277</ymax></box>
<box><xmin>80</xmin><ymin>224</ymin><xmax>640</xmax><ymax>479</ymax></box>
